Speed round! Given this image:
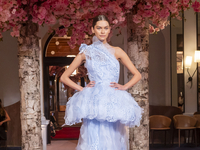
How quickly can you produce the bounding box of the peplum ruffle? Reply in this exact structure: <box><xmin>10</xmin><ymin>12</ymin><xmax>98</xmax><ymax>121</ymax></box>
<box><xmin>63</xmin><ymin>82</ymin><xmax>143</xmax><ymax>128</ymax></box>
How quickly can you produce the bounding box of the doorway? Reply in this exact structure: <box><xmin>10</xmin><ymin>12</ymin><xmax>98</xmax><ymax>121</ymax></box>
<box><xmin>43</xmin><ymin>29</ymin><xmax>88</xmax><ymax>143</ymax></box>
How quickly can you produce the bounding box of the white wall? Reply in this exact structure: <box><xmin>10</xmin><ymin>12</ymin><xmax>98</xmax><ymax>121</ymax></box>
<box><xmin>0</xmin><ymin>31</ymin><xmax>20</xmax><ymax>107</ymax></box>
<box><xmin>184</xmin><ymin>7</ymin><xmax>197</xmax><ymax>115</ymax></box>
<box><xmin>149</xmin><ymin>26</ymin><xmax>170</xmax><ymax>106</ymax></box>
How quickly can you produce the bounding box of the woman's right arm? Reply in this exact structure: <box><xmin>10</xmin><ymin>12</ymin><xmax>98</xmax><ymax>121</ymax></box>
<box><xmin>0</xmin><ymin>109</ymin><xmax>11</xmax><ymax>126</ymax></box>
<box><xmin>60</xmin><ymin>53</ymin><xmax>85</xmax><ymax>91</ymax></box>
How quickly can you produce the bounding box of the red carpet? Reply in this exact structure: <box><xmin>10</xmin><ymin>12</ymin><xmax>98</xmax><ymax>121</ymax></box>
<box><xmin>51</xmin><ymin>127</ymin><xmax>80</xmax><ymax>139</ymax></box>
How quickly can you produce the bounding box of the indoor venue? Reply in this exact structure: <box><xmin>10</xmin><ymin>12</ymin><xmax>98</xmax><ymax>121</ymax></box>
<box><xmin>1</xmin><ymin>1</ymin><xmax>200</xmax><ymax>150</ymax></box>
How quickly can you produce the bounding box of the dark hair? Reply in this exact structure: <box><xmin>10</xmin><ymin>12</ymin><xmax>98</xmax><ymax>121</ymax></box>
<box><xmin>92</xmin><ymin>15</ymin><xmax>110</xmax><ymax>28</ymax></box>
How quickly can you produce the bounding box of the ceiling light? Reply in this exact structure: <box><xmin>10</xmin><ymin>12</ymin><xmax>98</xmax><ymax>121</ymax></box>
<box><xmin>67</xmin><ymin>55</ymin><xmax>76</xmax><ymax>57</ymax></box>
<box><xmin>51</xmin><ymin>51</ymin><xmax>55</xmax><ymax>55</ymax></box>
<box><xmin>55</xmin><ymin>40</ymin><xmax>59</xmax><ymax>45</ymax></box>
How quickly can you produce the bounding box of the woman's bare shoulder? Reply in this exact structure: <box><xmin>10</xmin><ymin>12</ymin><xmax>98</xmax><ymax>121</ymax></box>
<box><xmin>110</xmin><ymin>46</ymin><xmax>125</xmax><ymax>59</ymax></box>
<box><xmin>111</xmin><ymin>45</ymin><xmax>124</xmax><ymax>52</ymax></box>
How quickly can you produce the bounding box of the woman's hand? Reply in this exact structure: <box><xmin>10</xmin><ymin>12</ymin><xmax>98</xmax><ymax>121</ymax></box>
<box><xmin>86</xmin><ymin>81</ymin><xmax>95</xmax><ymax>88</ymax></box>
<box><xmin>110</xmin><ymin>82</ymin><xmax>127</xmax><ymax>90</ymax></box>
<box><xmin>0</xmin><ymin>121</ymin><xmax>3</xmax><ymax>126</ymax></box>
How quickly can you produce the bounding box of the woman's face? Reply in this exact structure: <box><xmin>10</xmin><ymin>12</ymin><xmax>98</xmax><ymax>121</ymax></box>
<box><xmin>92</xmin><ymin>20</ymin><xmax>111</xmax><ymax>42</ymax></box>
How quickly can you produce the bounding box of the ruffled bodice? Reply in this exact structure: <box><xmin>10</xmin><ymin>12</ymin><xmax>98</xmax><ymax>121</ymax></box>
<box><xmin>79</xmin><ymin>39</ymin><xmax>119</xmax><ymax>85</ymax></box>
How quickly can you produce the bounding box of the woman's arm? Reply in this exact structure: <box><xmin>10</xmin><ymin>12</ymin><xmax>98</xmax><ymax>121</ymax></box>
<box><xmin>0</xmin><ymin>109</ymin><xmax>11</xmax><ymax>126</ymax></box>
<box><xmin>110</xmin><ymin>47</ymin><xmax>142</xmax><ymax>90</ymax></box>
<box><xmin>60</xmin><ymin>53</ymin><xmax>86</xmax><ymax>91</ymax></box>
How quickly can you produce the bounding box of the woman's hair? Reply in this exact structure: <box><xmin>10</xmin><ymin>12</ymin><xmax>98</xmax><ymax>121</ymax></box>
<box><xmin>92</xmin><ymin>15</ymin><xmax>110</xmax><ymax>28</ymax></box>
<box><xmin>0</xmin><ymin>99</ymin><xmax>5</xmax><ymax>116</ymax></box>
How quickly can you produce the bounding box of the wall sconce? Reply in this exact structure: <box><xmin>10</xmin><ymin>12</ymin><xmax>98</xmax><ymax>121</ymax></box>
<box><xmin>185</xmin><ymin>51</ymin><xmax>200</xmax><ymax>88</ymax></box>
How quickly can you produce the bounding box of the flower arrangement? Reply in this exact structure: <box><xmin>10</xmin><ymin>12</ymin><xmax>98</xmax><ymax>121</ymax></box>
<box><xmin>0</xmin><ymin>0</ymin><xmax>200</xmax><ymax>48</ymax></box>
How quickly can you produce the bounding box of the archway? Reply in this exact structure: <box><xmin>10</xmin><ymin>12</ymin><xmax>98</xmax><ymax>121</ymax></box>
<box><xmin>43</xmin><ymin>28</ymin><xmax>87</xmax><ymax>143</ymax></box>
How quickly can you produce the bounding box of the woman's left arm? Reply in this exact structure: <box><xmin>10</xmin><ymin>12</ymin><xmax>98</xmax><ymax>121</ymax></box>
<box><xmin>0</xmin><ymin>110</ymin><xmax>11</xmax><ymax>126</ymax></box>
<box><xmin>110</xmin><ymin>47</ymin><xmax>142</xmax><ymax>90</ymax></box>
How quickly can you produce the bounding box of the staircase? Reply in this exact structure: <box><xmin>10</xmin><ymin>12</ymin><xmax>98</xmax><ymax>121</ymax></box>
<box><xmin>58</xmin><ymin>111</ymin><xmax>65</xmax><ymax>126</ymax></box>
<box><xmin>57</xmin><ymin>111</ymin><xmax>82</xmax><ymax>127</ymax></box>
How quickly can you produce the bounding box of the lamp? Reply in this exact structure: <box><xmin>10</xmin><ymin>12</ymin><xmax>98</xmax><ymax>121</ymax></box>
<box><xmin>194</xmin><ymin>51</ymin><xmax>200</xmax><ymax>62</ymax></box>
<box><xmin>185</xmin><ymin>56</ymin><xmax>192</xmax><ymax>68</ymax></box>
<box><xmin>186</xmin><ymin>51</ymin><xmax>200</xmax><ymax>88</ymax></box>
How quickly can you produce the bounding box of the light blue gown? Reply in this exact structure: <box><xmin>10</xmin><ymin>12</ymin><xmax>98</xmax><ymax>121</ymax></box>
<box><xmin>63</xmin><ymin>36</ymin><xmax>143</xmax><ymax>150</ymax></box>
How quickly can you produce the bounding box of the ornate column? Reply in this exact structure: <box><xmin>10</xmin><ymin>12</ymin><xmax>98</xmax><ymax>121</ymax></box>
<box><xmin>18</xmin><ymin>22</ymin><xmax>43</xmax><ymax>150</ymax></box>
<box><xmin>127</xmin><ymin>14</ymin><xmax>149</xmax><ymax>150</ymax></box>
<box><xmin>39</xmin><ymin>39</ymin><xmax>49</xmax><ymax>150</ymax></box>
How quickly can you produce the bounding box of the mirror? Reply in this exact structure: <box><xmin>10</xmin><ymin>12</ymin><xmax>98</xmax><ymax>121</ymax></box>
<box><xmin>171</xmin><ymin>14</ymin><xmax>185</xmax><ymax>112</ymax></box>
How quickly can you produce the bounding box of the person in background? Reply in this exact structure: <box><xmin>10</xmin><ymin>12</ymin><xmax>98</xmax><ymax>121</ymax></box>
<box><xmin>0</xmin><ymin>99</ymin><xmax>11</xmax><ymax>147</ymax></box>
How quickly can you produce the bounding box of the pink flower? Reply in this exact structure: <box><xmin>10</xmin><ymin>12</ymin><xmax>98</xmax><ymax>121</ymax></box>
<box><xmin>118</xmin><ymin>16</ymin><xmax>125</xmax><ymax>22</ymax></box>
<box><xmin>149</xmin><ymin>24</ymin><xmax>155</xmax><ymax>34</ymax></box>
<box><xmin>125</xmin><ymin>0</ymin><xmax>137</xmax><ymax>9</ymax></box>
<box><xmin>37</xmin><ymin>7</ymin><xmax>47</xmax><ymax>20</ymax></box>
<box><xmin>155</xmin><ymin>28</ymin><xmax>160</xmax><ymax>32</ymax></box>
<box><xmin>12</xmin><ymin>9</ymin><xmax>16</xmax><ymax>14</ymax></box>
<box><xmin>158</xmin><ymin>22</ymin><xmax>165</xmax><ymax>30</ymax></box>
<box><xmin>159</xmin><ymin>8</ymin><xmax>170</xmax><ymax>18</ymax></box>
<box><xmin>182</xmin><ymin>0</ymin><xmax>190</xmax><ymax>5</ymax></box>
<box><xmin>163</xmin><ymin>0</ymin><xmax>173</xmax><ymax>5</ymax></box>
<box><xmin>144</xmin><ymin>2</ymin><xmax>152</xmax><ymax>9</ymax></box>
<box><xmin>56</xmin><ymin>28</ymin><xmax>66</xmax><ymax>37</ymax></box>
<box><xmin>10</xmin><ymin>31</ymin><xmax>19</xmax><ymax>37</ymax></box>
<box><xmin>21</xmin><ymin>0</ymin><xmax>27</xmax><ymax>5</ymax></box>
<box><xmin>192</xmin><ymin>1</ymin><xmax>200</xmax><ymax>12</ymax></box>
<box><xmin>46</xmin><ymin>15</ymin><xmax>56</xmax><ymax>25</ymax></box>
<box><xmin>59</xmin><ymin>18</ymin><xmax>71</xmax><ymax>27</ymax></box>
<box><xmin>142</xmin><ymin>10</ymin><xmax>154</xmax><ymax>18</ymax></box>
<box><xmin>0</xmin><ymin>10</ymin><xmax>11</xmax><ymax>22</ymax></box>
<box><xmin>133</xmin><ymin>15</ymin><xmax>142</xmax><ymax>24</ymax></box>
<box><xmin>110</xmin><ymin>2</ymin><xmax>122</xmax><ymax>13</ymax></box>
<box><xmin>116</xmin><ymin>0</ymin><xmax>125</xmax><ymax>5</ymax></box>
<box><xmin>112</xmin><ymin>19</ymin><xmax>118</xmax><ymax>24</ymax></box>
<box><xmin>153</xmin><ymin>3</ymin><xmax>160</xmax><ymax>12</ymax></box>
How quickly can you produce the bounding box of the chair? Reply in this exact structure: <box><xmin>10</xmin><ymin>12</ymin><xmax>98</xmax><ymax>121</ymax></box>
<box><xmin>193</xmin><ymin>114</ymin><xmax>200</xmax><ymax>145</ymax></box>
<box><xmin>173</xmin><ymin>115</ymin><xmax>197</xmax><ymax>147</ymax></box>
<box><xmin>149</xmin><ymin>115</ymin><xmax>171</xmax><ymax>146</ymax></box>
<box><xmin>194</xmin><ymin>112</ymin><xmax>200</xmax><ymax>115</ymax></box>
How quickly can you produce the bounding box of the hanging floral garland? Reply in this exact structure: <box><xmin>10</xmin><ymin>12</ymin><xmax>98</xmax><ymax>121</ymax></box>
<box><xmin>0</xmin><ymin>0</ymin><xmax>200</xmax><ymax>48</ymax></box>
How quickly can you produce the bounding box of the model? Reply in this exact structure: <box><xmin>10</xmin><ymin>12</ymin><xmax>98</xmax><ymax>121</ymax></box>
<box><xmin>60</xmin><ymin>15</ymin><xmax>143</xmax><ymax>150</ymax></box>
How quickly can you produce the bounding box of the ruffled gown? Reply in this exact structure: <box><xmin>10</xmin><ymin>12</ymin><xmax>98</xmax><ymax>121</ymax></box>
<box><xmin>63</xmin><ymin>36</ymin><xmax>143</xmax><ymax>150</ymax></box>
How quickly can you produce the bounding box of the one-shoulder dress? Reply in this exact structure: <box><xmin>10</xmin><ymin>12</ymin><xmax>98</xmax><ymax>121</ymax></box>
<box><xmin>63</xmin><ymin>36</ymin><xmax>143</xmax><ymax>150</ymax></box>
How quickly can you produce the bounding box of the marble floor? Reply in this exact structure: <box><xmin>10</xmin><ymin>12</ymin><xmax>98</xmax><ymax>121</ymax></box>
<box><xmin>47</xmin><ymin>140</ymin><xmax>200</xmax><ymax>150</ymax></box>
<box><xmin>47</xmin><ymin>140</ymin><xmax>78</xmax><ymax>150</ymax></box>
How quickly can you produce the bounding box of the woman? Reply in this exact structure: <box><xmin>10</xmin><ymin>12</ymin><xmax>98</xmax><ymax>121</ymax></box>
<box><xmin>60</xmin><ymin>15</ymin><xmax>143</xmax><ymax>150</ymax></box>
<box><xmin>0</xmin><ymin>99</ymin><xmax>11</xmax><ymax>141</ymax></box>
